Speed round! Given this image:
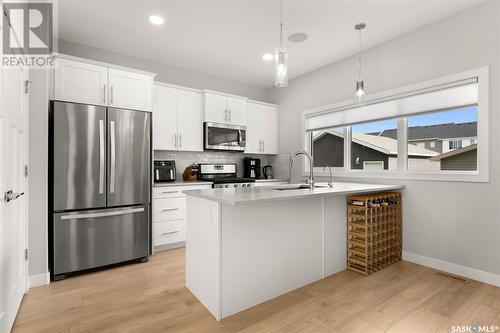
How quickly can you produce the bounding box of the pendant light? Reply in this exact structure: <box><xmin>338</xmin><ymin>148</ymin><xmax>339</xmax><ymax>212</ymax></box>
<box><xmin>354</xmin><ymin>23</ymin><xmax>366</xmax><ymax>99</ymax></box>
<box><xmin>275</xmin><ymin>0</ymin><xmax>288</xmax><ymax>87</ymax></box>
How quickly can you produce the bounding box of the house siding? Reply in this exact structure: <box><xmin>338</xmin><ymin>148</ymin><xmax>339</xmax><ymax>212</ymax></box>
<box><xmin>440</xmin><ymin>149</ymin><xmax>477</xmax><ymax>171</ymax></box>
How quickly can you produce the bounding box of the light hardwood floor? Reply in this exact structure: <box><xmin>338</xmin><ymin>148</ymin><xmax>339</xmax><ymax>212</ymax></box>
<box><xmin>13</xmin><ymin>248</ymin><xmax>500</xmax><ymax>333</ymax></box>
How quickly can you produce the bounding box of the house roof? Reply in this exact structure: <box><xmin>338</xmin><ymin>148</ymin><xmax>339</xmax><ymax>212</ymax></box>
<box><xmin>371</xmin><ymin>122</ymin><xmax>477</xmax><ymax>141</ymax></box>
<box><xmin>430</xmin><ymin>144</ymin><xmax>477</xmax><ymax>161</ymax></box>
<box><xmin>313</xmin><ymin>130</ymin><xmax>438</xmax><ymax>157</ymax></box>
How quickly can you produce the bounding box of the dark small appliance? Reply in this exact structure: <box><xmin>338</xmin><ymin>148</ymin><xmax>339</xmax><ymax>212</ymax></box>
<box><xmin>243</xmin><ymin>157</ymin><xmax>261</xmax><ymax>179</ymax></box>
<box><xmin>154</xmin><ymin>160</ymin><xmax>176</xmax><ymax>182</ymax></box>
<box><xmin>262</xmin><ymin>165</ymin><xmax>273</xmax><ymax>179</ymax></box>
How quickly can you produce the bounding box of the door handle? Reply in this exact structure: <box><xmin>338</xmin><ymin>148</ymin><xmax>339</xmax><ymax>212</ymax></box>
<box><xmin>4</xmin><ymin>190</ymin><xmax>24</xmax><ymax>203</ymax></box>
<box><xmin>98</xmin><ymin>119</ymin><xmax>104</xmax><ymax>194</ymax></box>
<box><xmin>60</xmin><ymin>207</ymin><xmax>144</xmax><ymax>220</ymax></box>
<box><xmin>179</xmin><ymin>133</ymin><xmax>182</xmax><ymax>148</ymax></box>
<box><xmin>161</xmin><ymin>190</ymin><xmax>178</xmax><ymax>194</ymax></box>
<box><xmin>110</xmin><ymin>86</ymin><xmax>114</xmax><ymax>105</ymax></box>
<box><xmin>224</xmin><ymin>108</ymin><xmax>228</xmax><ymax>122</ymax></box>
<box><xmin>110</xmin><ymin>120</ymin><xmax>116</xmax><ymax>193</ymax></box>
<box><xmin>229</xmin><ymin>109</ymin><xmax>232</xmax><ymax>122</ymax></box>
<box><xmin>262</xmin><ymin>140</ymin><xmax>265</xmax><ymax>152</ymax></box>
<box><xmin>103</xmin><ymin>84</ymin><xmax>106</xmax><ymax>104</ymax></box>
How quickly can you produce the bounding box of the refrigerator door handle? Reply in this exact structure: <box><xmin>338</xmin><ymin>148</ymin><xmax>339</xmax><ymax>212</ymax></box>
<box><xmin>98</xmin><ymin>120</ymin><xmax>105</xmax><ymax>194</ymax></box>
<box><xmin>110</xmin><ymin>120</ymin><xmax>116</xmax><ymax>193</ymax></box>
<box><xmin>60</xmin><ymin>207</ymin><xmax>144</xmax><ymax>220</ymax></box>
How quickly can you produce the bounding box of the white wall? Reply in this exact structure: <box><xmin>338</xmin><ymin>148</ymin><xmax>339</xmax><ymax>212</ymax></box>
<box><xmin>269</xmin><ymin>1</ymin><xmax>500</xmax><ymax>277</ymax></box>
<box><xmin>58</xmin><ymin>39</ymin><xmax>269</xmax><ymax>102</ymax></box>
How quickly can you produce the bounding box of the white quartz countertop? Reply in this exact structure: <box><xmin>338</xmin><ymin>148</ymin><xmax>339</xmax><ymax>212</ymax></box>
<box><xmin>154</xmin><ymin>180</ymin><xmax>213</xmax><ymax>187</ymax></box>
<box><xmin>254</xmin><ymin>178</ymin><xmax>289</xmax><ymax>183</ymax></box>
<box><xmin>184</xmin><ymin>182</ymin><xmax>404</xmax><ymax>206</ymax></box>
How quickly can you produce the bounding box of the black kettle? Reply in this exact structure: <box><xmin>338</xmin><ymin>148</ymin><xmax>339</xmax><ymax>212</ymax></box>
<box><xmin>262</xmin><ymin>165</ymin><xmax>273</xmax><ymax>179</ymax></box>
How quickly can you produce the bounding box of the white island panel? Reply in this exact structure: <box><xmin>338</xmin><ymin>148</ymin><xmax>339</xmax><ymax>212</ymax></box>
<box><xmin>220</xmin><ymin>197</ymin><xmax>323</xmax><ymax>318</ymax></box>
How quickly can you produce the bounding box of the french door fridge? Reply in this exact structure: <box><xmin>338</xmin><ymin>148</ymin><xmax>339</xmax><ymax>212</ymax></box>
<box><xmin>50</xmin><ymin>101</ymin><xmax>151</xmax><ymax>280</ymax></box>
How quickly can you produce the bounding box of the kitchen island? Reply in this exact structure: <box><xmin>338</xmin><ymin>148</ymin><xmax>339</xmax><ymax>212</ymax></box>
<box><xmin>184</xmin><ymin>182</ymin><xmax>404</xmax><ymax>320</ymax></box>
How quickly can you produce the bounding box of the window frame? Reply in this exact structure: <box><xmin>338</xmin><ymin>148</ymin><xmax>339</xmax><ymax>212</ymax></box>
<box><xmin>301</xmin><ymin>67</ymin><xmax>489</xmax><ymax>183</ymax></box>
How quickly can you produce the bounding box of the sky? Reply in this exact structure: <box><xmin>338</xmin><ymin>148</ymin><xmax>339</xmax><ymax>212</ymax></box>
<box><xmin>350</xmin><ymin>106</ymin><xmax>477</xmax><ymax>134</ymax></box>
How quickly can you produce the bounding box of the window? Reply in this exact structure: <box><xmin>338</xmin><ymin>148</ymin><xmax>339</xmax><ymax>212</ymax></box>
<box><xmin>407</xmin><ymin>107</ymin><xmax>477</xmax><ymax>171</ymax></box>
<box><xmin>312</xmin><ymin>127</ymin><xmax>344</xmax><ymax>168</ymax></box>
<box><xmin>303</xmin><ymin>68</ymin><xmax>487</xmax><ymax>182</ymax></box>
<box><xmin>449</xmin><ymin>140</ymin><xmax>463</xmax><ymax>150</ymax></box>
<box><xmin>351</xmin><ymin>119</ymin><xmax>398</xmax><ymax>171</ymax></box>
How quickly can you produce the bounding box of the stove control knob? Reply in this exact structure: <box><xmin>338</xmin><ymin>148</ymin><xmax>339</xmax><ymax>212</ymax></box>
<box><xmin>234</xmin><ymin>184</ymin><xmax>238</xmax><ymax>188</ymax></box>
<box><xmin>225</xmin><ymin>185</ymin><xmax>229</xmax><ymax>188</ymax></box>
<box><xmin>242</xmin><ymin>184</ymin><xmax>246</xmax><ymax>187</ymax></box>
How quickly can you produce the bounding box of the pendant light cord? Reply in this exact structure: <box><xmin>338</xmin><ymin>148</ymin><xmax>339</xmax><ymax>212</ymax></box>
<box><xmin>358</xmin><ymin>28</ymin><xmax>362</xmax><ymax>80</ymax></box>
<box><xmin>280</xmin><ymin>0</ymin><xmax>284</xmax><ymax>48</ymax></box>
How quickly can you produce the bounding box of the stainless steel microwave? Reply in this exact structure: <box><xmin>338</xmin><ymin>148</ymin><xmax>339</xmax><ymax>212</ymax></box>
<box><xmin>204</xmin><ymin>122</ymin><xmax>246</xmax><ymax>151</ymax></box>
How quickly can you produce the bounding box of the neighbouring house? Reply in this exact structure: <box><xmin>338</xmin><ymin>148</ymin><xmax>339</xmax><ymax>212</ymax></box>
<box><xmin>313</xmin><ymin>130</ymin><xmax>439</xmax><ymax>171</ymax></box>
<box><xmin>372</xmin><ymin>122</ymin><xmax>477</xmax><ymax>154</ymax></box>
<box><xmin>430</xmin><ymin>144</ymin><xmax>478</xmax><ymax>171</ymax></box>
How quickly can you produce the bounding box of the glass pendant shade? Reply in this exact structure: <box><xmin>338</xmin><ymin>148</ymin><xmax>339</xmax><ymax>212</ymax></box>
<box><xmin>274</xmin><ymin>48</ymin><xmax>288</xmax><ymax>88</ymax></box>
<box><xmin>355</xmin><ymin>80</ymin><xmax>365</xmax><ymax>98</ymax></box>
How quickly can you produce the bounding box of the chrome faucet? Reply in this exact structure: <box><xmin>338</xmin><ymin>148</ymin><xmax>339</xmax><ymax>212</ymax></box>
<box><xmin>289</xmin><ymin>151</ymin><xmax>315</xmax><ymax>190</ymax></box>
<box><xmin>323</xmin><ymin>166</ymin><xmax>334</xmax><ymax>188</ymax></box>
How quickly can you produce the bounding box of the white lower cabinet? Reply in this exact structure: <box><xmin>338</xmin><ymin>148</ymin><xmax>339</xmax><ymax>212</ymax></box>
<box><xmin>153</xmin><ymin>184</ymin><xmax>212</xmax><ymax>250</ymax></box>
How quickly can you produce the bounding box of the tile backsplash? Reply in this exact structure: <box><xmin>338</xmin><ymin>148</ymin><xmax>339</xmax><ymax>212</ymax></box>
<box><xmin>154</xmin><ymin>150</ymin><xmax>291</xmax><ymax>179</ymax></box>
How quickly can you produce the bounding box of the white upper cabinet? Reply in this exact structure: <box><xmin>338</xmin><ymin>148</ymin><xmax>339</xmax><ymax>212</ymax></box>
<box><xmin>54</xmin><ymin>56</ymin><xmax>154</xmax><ymax>112</ymax></box>
<box><xmin>204</xmin><ymin>92</ymin><xmax>247</xmax><ymax>126</ymax></box>
<box><xmin>178</xmin><ymin>89</ymin><xmax>203</xmax><ymax>151</ymax></box>
<box><xmin>246</xmin><ymin>102</ymin><xmax>278</xmax><ymax>155</ymax></box>
<box><xmin>108</xmin><ymin>68</ymin><xmax>153</xmax><ymax>111</ymax></box>
<box><xmin>154</xmin><ymin>83</ymin><xmax>204</xmax><ymax>152</ymax></box>
<box><xmin>55</xmin><ymin>58</ymin><xmax>108</xmax><ymax>106</ymax></box>
<box><xmin>154</xmin><ymin>85</ymin><xmax>178</xmax><ymax>151</ymax></box>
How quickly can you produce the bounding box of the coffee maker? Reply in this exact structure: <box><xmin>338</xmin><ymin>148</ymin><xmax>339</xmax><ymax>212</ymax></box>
<box><xmin>243</xmin><ymin>157</ymin><xmax>261</xmax><ymax>179</ymax></box>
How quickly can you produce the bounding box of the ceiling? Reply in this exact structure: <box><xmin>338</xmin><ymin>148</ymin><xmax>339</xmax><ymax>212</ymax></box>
<box><xmin>58</xmin><ymin>0</ymin><xmax>484</xmax><ymax>88</ymax></box>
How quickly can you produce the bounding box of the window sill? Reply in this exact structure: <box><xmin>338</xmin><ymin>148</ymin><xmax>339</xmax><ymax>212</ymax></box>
<box><xmin>303</xmin><ymin>170</ymin><xmax>489</xmax><ymax>183</ymax></box>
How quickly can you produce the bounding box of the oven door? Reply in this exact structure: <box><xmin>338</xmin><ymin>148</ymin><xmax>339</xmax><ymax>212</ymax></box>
<box><xmin>204</xmin><ymin>122</ymin><xmax>246</xmax><ymax>151</ymax></box>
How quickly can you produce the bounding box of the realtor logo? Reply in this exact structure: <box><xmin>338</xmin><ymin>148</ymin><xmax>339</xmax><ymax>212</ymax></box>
<box><xmin>3</xmin><ymin>2</ymin><xmax>52</xmax><ymax>54</ymax></box>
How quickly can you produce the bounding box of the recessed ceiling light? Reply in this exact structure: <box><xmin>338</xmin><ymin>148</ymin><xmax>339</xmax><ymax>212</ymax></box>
<box><xmin>288</xmin><ymin>32</ymin><xmax>308</xmax><ymax>43</ymax></box>
<box><xmin>262</xmin><ymin>53</ymin><xmax>274</xmax><ymax>61</ymax></box>
<box><xmin>148</xmin><ymin>15</ymin><xmax>164</xmax><ymax>25</ymax></box>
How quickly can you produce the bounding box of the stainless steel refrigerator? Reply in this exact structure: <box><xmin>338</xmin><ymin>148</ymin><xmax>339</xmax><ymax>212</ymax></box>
<box><xmin>50</xmin><ymin>101</ymin><xmax>151</xmax><ymax>280</ymax></box>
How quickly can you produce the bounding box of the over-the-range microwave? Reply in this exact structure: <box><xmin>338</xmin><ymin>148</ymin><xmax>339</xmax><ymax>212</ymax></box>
<box><xmin>204</xmin><ymin>122</ymin><xmax>246</xmax><ymax>151</ymax></box>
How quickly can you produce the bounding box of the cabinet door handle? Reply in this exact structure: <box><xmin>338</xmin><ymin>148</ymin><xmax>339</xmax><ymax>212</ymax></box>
<box><xmin>161</xmin><ymin>208</ymin><xmax>179</xmax><ymax>212</ymax></box>
<box><xmin>262</xmin><ymin>140</ymin><xmax>265</xmax><ymax>152</ymax></box>
<box><xmin>103</xmin><ymin>84</ymin><xmax>106</xmax><ymax>104</ymax></box>
<box><xmin>161</xmin><ymin>231</ymin><xmax>179</xmax><ymax>236</ymax></box>
<box><xmin>229</xmin><ymin>109</ymin><xmax>232</xmax><ymax>122</ymax></box>
<box><xmin>224</xmin><ymin>108</ymin><xmax>228</xmax><ymax>122</ymax></box>
<box><xmin>179</xmin><ymin>133</ymin><xmax>182</xmax><ymax>148</ymax></box>
<box><xmin>161</xmin><ymin>191</ymin><xmax>178</xmax><ymax>194</ymax></box>
<box><xmin>110</xmin><ymin>85</ymin><xmax>114</xmax><ymax>104</ymax></box>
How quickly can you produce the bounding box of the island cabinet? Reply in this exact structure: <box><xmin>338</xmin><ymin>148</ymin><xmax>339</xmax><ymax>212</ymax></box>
<box><xmin>154</xmin><ymin>84</ymin><xmax>203</xmax><ymax>151</ymax></box>
<box><xmin>184</xmin><ymin>183</ymin><xmax>404</xmax><ymax>320</ymax></box>
<box><xmin>204</xmin><ymin>91</ymin><xmax>247</xmax><ymax>126</ymax></box>
<box><xmin>245</xmin><ymin>101</ymin><xmax>278</xmax><ymax>154</ymax></box>
<box><xmin>55</xmin><ymin>57</ymin><xmax>154</xmax><ymax>111</ymax></box>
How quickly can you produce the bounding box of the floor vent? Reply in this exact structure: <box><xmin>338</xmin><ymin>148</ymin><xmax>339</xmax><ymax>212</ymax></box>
<box><xmin>437</xmin><ymin>271</ymin><xmax>469</xmax><ymax>283</ymax></box>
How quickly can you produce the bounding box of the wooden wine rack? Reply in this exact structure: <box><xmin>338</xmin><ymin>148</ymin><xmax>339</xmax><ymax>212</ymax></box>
<box><xmin>346</xmin><ymin>192</ymin><xmax>402</xmax><ymax>275</ymax></box>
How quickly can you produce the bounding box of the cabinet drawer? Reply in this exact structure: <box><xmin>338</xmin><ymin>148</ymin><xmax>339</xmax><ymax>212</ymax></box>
<box><xmin>155</xmin><ymin>198</ymin><xmax>186</xmax><ymax>221</ymax></box>
<box><xmin>154</xmin><ymin>187</ymin><xmax>184</xmax><ymax>199</ymax></box>
<box><xmin>155</xmin><ymin>220</ymin><xmax>185</xmax><ymax>246</ymax></box>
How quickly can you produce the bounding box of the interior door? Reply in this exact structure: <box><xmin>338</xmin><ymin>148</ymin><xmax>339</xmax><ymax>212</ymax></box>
<box><xmin>0</xmin><ymin>65</ymin><xmax>28</xmax><ymax>333</ymax></box>
<box><xmin>107</xmin><ymin>108</ymin><xmax>150</xmax><ymax>207</ymax></box>
<box><xmin>178</xmin><ymin>89</ymin><xmax>203</xmax><ymax>151</ymax></box>
<box><xmin>153</xmin><ymin>85</ymin><xmax>178</xmax><ymax>150</ymax></box>
<box><xmin>53</xmin><ymin>102</ymin><xmax>107</xmax><ymax>211</ymax></box>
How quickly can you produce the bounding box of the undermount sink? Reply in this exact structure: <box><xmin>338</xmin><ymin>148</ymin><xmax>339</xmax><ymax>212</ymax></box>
<box><xmin>272</xmin><ymin>183</ymin><xmax>331</xmax><ymax>191</ymax></box>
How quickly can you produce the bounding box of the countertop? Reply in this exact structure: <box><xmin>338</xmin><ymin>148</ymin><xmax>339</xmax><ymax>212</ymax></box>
<box><xmin>154</xmin><ymin>180</ymin><xmax>214</xmax><ymax>187</ymax></box>
<box><xmin>254</xmin><ymin>178</ymin><xmax>289</xmax><ymax>183</ymax></box>
<box><xmin>184</xmin><ymin>182</ymin><xmax>404</xmax><ymax>206</ymax></box>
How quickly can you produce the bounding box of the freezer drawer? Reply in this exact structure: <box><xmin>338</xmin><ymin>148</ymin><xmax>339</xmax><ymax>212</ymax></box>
<box><xmin>53</xmin><ymin>205</ymin><xmax>149</xmax><ymax>276</ymax></box>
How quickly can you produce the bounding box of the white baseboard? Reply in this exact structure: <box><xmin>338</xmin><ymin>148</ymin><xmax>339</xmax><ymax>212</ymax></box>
<box><xmin>29</xmin><ymin>272</ymin><xmax>50</xmax><ymax>288</ymax></box>
<box><xmin>403</xmin><ymin>251</ymin><xmax>500</xmax><ymax>287</ymax></box>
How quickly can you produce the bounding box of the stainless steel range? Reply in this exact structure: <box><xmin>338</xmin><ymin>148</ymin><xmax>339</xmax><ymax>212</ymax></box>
<box><xmin>197</xmin><ymin>163</ymin><xmax>255</xmax><ymax>188</ymax></box>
